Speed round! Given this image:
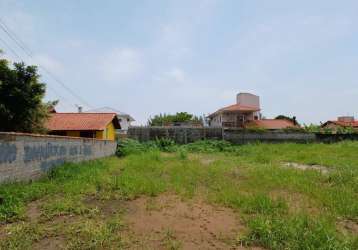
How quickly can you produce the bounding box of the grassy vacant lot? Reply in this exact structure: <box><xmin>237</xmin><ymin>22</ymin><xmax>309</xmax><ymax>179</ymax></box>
<box><xmin>0</xmin><ymin>140</ymin><xmax>357</xmax><ymax>249</ymax></box>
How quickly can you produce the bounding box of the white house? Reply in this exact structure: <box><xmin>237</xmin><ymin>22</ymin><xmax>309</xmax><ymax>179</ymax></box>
<box><xmin>208</xmin><ymin>92</ymin><xmax>297</xmax><ymax>129</ymax></box>
<box><xmin>208</xmin><ymin>93</ymin><xmax>261</xmax><ymax>128</ymax></box>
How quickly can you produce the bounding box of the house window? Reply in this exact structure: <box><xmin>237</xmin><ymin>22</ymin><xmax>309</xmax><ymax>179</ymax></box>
<box><xmin>50</xmin><ymin>131</ymin><xmax>66</xmax><ymax>136</ymax></box>
<box><xmin>80</xmin><ymin>131</ymin><xmax>95</xmax><ymax>138</ymax></box>
<box><xmin>254</xmin><ymin>115</ymin><xmax>258</xmax><ymax>120</ymax></box>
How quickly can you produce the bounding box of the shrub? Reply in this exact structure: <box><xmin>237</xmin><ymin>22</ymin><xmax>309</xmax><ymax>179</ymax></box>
<box><xmin>177</xmin><ymin>148</ymin><xmax>188</xmax><ymax>160</ymax></box>
<box><xmin>303</xmin><ymin>124</ymin><xmax>321</xmax><ymax>133</ymax></box>
<box><xmin>116</xmin><ymin>139</ymin><xmax>240</xmax><ymax>156</ymax></box>
<box><xmin>116</xmin><ymin>139</ymin><xmax>154</xmax><ymax>157</ymax></box>
<box><xmin>183</xmin><ymin>140</ymin><xmax>237</xmax><ymax>153</ymax></box>
<box><xmin>244</xmin><ymin>127</ymin><xmax>268</xmax><ymax>133</ymax></box>
<box><xmin>154</xmin><ymin>138</ymin><xmax>177</xmax><ymax>152</ymax></box>
<box><xmin>281</xmin><ymin>127</ymin><xmax>306</xmax><ymax>133</ymax></box>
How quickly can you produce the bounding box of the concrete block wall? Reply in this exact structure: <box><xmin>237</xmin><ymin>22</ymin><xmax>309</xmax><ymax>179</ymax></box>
<box><xmin>223</xmin><ymin>129</ymin><xmax>316</xmax><ymax>144</ymax></box>
<box><xmin>0</xmin><ymin>132</ymin><xmax>117</xmax><ymax>183</ymax></box>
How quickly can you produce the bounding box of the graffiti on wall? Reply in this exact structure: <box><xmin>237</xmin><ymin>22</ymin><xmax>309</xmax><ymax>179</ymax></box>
<box><xmin>0</xmin><ymin>134</ymin><xmax>116</xmax><ymax>183</ymax></box>
<box><xmin>40</xmin><ymin>158</ymin><xmax>66</xmax><ymax>172</ymax></box>
<box><xmin>69</xmin><ymin>145</ymin><xmax>92</xmax><ymax>156</ymax></box>
<box><xmin>24</xmin><ymin>143</ymin><xmax>67</xmax><ymax>162</ymax></box>
<box><xmin>23</xmin><ymin>143</ymin><xmax>93</xmax><ymax>163</ymax></box>
<box><xmin>0</xmin><ymin>143</ymin><xmax>17</xmax><ymax>163</ymax></box>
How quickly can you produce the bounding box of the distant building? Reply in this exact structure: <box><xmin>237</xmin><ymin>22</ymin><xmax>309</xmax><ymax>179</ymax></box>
<box><xmin>46</xmin><ymin>113</ymin><xmax>121</xmax><ymax>140</ymax></box>
<box><xmin>208</xmin><ymin>92</ymin><xmax>297</xmax><ymax>129</ymax></box>
<box><xmin>208</xmin><ymin>93</ymin><xmax>261</xmax><ymax>128</ymax></box>
<box><xmin>321</xmin><ymin>116</ymin><xmax>358</xmax><ymax>130</ymax></box>
<box><xmin>246</xmin><ymin>119</ymin><xmax>297</xmax><ymax>130</ymax></box>
<box><xmin>86</xmin><ymin>107</ymin><xmax>135</xmax><ymax>134</ymax></box>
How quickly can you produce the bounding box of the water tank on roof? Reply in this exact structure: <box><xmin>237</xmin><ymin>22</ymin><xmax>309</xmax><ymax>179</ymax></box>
<box><xmin>338</xmin><ymin>116</ymin><xmax>354</xmax><ymax>122</ymax></box>
<box><xmin>236</xmin><ymin>92</ymin><xmax>260</xmax><ymax>109</ymax></box>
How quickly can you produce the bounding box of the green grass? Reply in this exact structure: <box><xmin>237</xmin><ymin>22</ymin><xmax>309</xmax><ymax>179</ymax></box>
<box><xmin>1</xmin><ymin>140</ymin><xmax>358</xmax><ymax>249</ymax></box>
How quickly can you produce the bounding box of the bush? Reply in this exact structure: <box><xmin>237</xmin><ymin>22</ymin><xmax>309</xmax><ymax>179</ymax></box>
<box><xmin>154</xmin><ymin>138</ymin><xmax>177</xmax><ymax>152</ymax></box>
<box><xmin>183</xmin><ymin>140</ymin><xmax>237</xmax><ymax>153</ymax></box>
<box><xmin>244</xmin><ymin>127</ymin><xmax>268</xmax><ymax>133</ymax></box>
<box><xmin>116</xmin><ymin>139</ymin><xmax>240</xmax><ymax>156</ymax></box>
<box><xmin>281</xmin><ymin>127</ymin><xmax>306</xmax><ymax>133</ymax></box>
<box><xmin>116</xmin><ymin>139</ymin><xmax>155</xmax><ymax>157</ymax></box>
<box><xmin>177</xmin><ymin>148</ymin><xmax>188</xmax><ymax>160</ymax></box>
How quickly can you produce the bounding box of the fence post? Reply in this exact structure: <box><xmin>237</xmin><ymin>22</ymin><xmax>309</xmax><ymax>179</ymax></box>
<box><xmin>165</xmin><ymin>127</ymin><xmax>169</xmax><ymax>139</ymax></box>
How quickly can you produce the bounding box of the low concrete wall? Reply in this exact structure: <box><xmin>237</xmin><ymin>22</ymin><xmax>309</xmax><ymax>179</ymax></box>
<box><xmin>315</xmin><ymin>133</ymin><xmax>358</xmax><ymax>143</ymax></box>
<box><xmin>223</xmin><ymin>129</ymin><xmax>316</xmax><ymax>144</ymax></box>
<box><xmin>0</xmin><ymin>132</ymin><xmax>117</xmax><ymax>183</ymax></box>
<box><xmin>128</xmin><ymin>127</ymin><xmax>316</xmax><ymax>144</ymax></box>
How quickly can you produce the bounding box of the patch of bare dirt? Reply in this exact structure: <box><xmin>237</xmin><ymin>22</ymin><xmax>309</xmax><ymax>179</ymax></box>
<box><xmin>26</xmin><ymin>200</ymin><xmax>42</xmax><ymax>221</ymax></box>
<box><xmin>84</xmin><ymin>195</ymin><xmax>124</xmax><ymax>217</ymax></box>
<box><xmin>26</xmin><ymin>199</ymin><xmax>80</xmax><ymax>225</ymax></box>
<box><xmin>283</xmin><ymin>162</ymin><xmax>329</xmax><ymax>174</ymax></box>
<box><xmin>121</xmin><ymin>194</ymin><xmax>247</xmax><ymax>249</ymax></box>
<box><xmin>338</xmin><ymin>219</ymin><xmax>358</xmax><ymax>235</ymax></box>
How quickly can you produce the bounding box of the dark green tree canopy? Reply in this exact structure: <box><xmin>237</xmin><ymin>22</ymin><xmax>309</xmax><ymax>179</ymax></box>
<box><xmin>0</xmin><ymin>54</ymin><xmax>56</xmax><ymax>133</ymax></box>
<box><xmin>148</xmin><ymin>112</ymin><xmax>203</xmax><ymax>126</ymax></box>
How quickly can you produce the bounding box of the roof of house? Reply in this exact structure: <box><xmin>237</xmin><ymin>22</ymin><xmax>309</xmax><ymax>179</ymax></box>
<box><xmin>85</xmin><ymin>107</ymin><xmax>135</xmax><ymax>121</ymax></box>
<box><xmin>46</xmin><ymin>113</ymin><xmax>121</xmax><ymax>131</ymax></box>
<box><xmin>209</xmin><ymin>104</ymin><xmax>260</xmax><ymax>117</ymax></box>
<box><xmin>322</xmin><ymin>120</ymin><xmax>358</xmax><ymax>128</ymax></box>
<box><xmin>247</xmin><ymin>119</ymin><xmax>296</xmax><ymax>129</ymax></box>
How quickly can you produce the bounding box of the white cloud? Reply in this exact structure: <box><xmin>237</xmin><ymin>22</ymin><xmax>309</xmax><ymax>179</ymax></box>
<box><xmin>166</xmin><ymin>67</ymin><xmax>186</xmax><ymax>83</ymax></box>
<box><xmin>99</xmin><ymin>48</ymin><xmax>143</xmax><ymax>81</ymax></box>
<box><xmin>153</xmin><ymin>67</ymin><xmax>188</xmax><ymax>86</ymax></box>
<box><xmin>63</xmin><ymin>39</ymin><xmax>83</xmax><ymax>49</ymax></box>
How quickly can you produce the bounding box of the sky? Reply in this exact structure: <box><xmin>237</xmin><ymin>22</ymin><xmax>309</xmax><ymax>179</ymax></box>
<box><xmin>0</xmin><ymin>0</ymin><xmax>358</xmax><ymax>125</ymax></box>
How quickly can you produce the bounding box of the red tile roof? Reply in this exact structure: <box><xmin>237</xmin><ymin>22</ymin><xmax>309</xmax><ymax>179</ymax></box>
<box><xmin>209</xmin><ymin>104</ymin><xmax>260</xmax><ymax>117</ymax></box>
<box><xmin>247</xmin><ymin>119</ymin><xmax>296</xmax><ymax>129</ymax></box>
<box><xmin>46</xmin><ymin>113</ymin><xmax>121</xmax><ymax>131</ymax></box>
<box><xmin>323</xmin><ymin>121</ymin><xmax>358</xmax><ymax>128</ymax></box>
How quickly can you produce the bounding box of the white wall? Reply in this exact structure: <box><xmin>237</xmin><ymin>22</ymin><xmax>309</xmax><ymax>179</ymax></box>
<box><xmin>237</xmin><ymin>93</ymin><xmax>260</xmax><ymax>109</ymax></box>
<box><xmin>118</xmin><ymin>115</ymin><xmax>132</xmax><ymax>132</ymax></box>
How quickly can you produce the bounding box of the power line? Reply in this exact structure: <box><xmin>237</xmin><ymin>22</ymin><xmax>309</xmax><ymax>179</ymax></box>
<box><xmin>0</xmin><ymin>18</ymin><xmax>33</xmax><ymax>57</ymax></box>
<box><xmin>0</xmin><ymin>38</ymin><xmax>76</xmax><ymax>110</ymax></box>
<box><xmin>0</xmin><ymin>24</ymin><xmax>77</xmax><ymax>110</ymax></box>
<box><xmin>0</xmin><ymin>36</ymin><xmax>21</xmax><ymax>60</ymax></box>
<box><xmin>0</xmin><ymin>17</ymin><xmax>93</xmax><ymax>109</ymax></box>
<box><xmin>0</xmin><ymin>42</ymin><xmax>76</xmax><ymax>110</ymax></box>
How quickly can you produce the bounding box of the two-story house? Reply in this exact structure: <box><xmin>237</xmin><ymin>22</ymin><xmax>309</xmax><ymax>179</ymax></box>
<box><xmin>208</xmin><ymin>92</ymin><xmax>297</xmax><ymax>130</ymax></box>
<box><xmin>208</xmin><ymin>93</ymin><xmax>261</xmax><ymax>128</ymax></box>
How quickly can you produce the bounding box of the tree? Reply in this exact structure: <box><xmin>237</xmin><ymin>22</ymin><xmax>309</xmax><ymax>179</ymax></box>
<box><xmin>275</xmin><ymin>115</ymin><xmax>299</xmax><ymax>125</ymax></box>
<box><xmin>0</xmin><ymin>53</ymin><xmax>56</xmax><ymax>133</ymax></box>
<box><xmin>148</xmin><ymin>112</ymin><xmax>203</xmax><ymax>126</ymax></box>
